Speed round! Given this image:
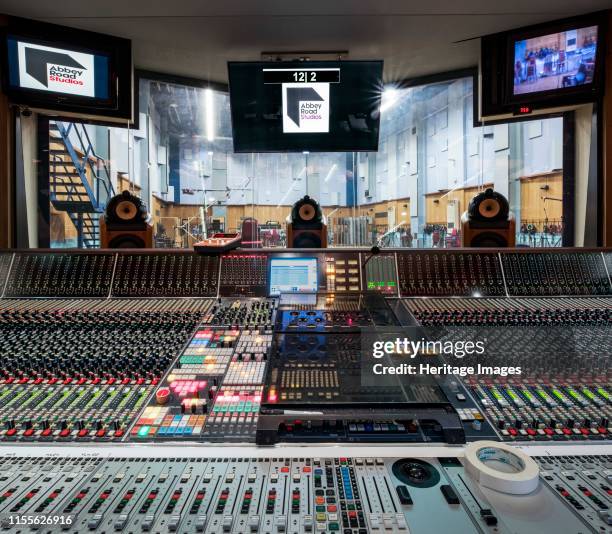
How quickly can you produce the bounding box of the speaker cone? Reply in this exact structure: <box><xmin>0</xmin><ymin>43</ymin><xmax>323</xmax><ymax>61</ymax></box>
<box><xmin>298</xmin><ymin>204</ymin><xmax>316</xmax><ymax>221</ymax></box>
<box><xmin>478</xmin><ymin>198</ymin><xmax>501</xmax><ymax>219</ymax></box>
<box><xmin>468</xmin><ymin>188</ymin><xmax>509</xmax><ymax>222</ymax></box>
<box><xmin>115</xmin><ymin>200</ymin><xmax>139</xmax><ymax>221</ymax></box>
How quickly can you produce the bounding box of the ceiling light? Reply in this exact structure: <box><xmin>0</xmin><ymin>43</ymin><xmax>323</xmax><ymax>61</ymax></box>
<box><xmin>380</xmin><ymin>87</ymin><xmax>400</xmax><ymax>114</ymax></box>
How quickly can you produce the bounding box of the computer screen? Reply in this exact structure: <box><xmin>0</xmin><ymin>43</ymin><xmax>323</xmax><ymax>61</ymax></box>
<box><xmin>512</xmin><ymin>25</ymin><xmax>598</xmax><ymax>97</ymax></box>
<box><xmin>269</xmin><ymin>258</ymin><xmax>318</xmax><ymax>296</ymax></box>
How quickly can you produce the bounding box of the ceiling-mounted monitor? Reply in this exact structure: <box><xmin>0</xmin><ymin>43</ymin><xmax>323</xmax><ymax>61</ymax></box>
<box><xmin>1</xmin><ymin>16</ymin><xmax>133</xmax><ymax>122</ymax></box>
<box><xmin>228</xmin><ymin>60</ymin><xmax>384</xmax><ymax>152</ymax></box>
<box><xmin>480</xmin><ymin>12</ymin><xmax>605</xmax><ymax>119</ymax></box>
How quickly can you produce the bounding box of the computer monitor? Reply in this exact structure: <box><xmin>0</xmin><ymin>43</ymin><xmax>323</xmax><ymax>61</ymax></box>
<box><xmin>269</xmin><ymin>257</ymin><xmax>318</xmax><ymax>296</ymax></box>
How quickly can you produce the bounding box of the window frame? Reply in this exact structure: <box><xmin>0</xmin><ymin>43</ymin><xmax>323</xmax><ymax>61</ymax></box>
<box><xmin>34</xmin><ymin>67</ymin><xmax>580</xmax><ymax>248</ymax></box>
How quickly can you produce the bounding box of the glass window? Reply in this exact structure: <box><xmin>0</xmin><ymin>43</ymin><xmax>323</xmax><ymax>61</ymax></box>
<box><xmin>45</xmin><ymin>74</ymin><xmax>566</xmax><ymax>249</ymax></box>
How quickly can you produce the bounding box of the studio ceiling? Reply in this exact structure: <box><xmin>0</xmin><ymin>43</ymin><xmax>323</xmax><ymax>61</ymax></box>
<box><xmin>1</xmin><ymin>0</ymin><xmax>611</xmax><ymax>84</ymax></box>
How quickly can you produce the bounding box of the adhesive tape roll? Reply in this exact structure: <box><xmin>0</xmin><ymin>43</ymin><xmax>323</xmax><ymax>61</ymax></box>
<box><xmin>463</xmin><ymin>441</ymin><xmax>540</xmax><ymax>495</ymax></box>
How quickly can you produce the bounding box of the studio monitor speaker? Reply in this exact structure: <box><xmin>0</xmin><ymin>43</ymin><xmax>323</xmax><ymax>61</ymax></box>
<box><xmin>461</xmin><ymin>188</ymin><xmax>515</xmax><ymax>247</ymax></box>
<box><xmin>101</xmin><ymin>190</ymin><xmax>153</xmax><ymax>248</ymax></box>
<box><xmin>287</xmin><ymin>195</ymin><xmax>327</xmax><ymax>248</ymax></box>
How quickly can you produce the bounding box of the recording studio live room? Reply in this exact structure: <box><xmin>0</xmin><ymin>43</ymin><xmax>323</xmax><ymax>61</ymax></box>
<box><xmin>0</xmin><ymin>1</ymin><xmax>612</xmax><ymax>533</ymax></box>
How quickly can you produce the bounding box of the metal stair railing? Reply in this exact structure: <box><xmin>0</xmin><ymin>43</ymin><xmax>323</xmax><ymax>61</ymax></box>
<box><xmin>53</xmin><ymin>121</ymin><xmax>115</xmax><ymax>210</ymax></box>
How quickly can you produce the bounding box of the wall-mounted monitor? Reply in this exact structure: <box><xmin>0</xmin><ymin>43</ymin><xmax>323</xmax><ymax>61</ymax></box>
<box><xmin>480</xmin><ymin>12</ymin><xmax>605</xmax><ymax>119</ymax></box>
<box><xmin>1</xmin><ymin>16</ymin><xmax>133</xmax><ymax>122</ymax></box>
<box><xmin>228</xmin><ymin>60</ymin><xmax>384</xmax><ymax>152</ymax></box>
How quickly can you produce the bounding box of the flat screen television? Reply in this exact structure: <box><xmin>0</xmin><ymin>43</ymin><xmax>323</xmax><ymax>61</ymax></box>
<box><xmin>228</xmin><ymin>60</ymin><xmax>384</xmax><ymax>152</ymax></box>
<box><xmin>1</xmin><ymin>16</ymin><xmax>133</xmax><ymax>122</ymax></box>
<box><xmin>480</xmin><ymin>12</ymin><xmax>605</xmax><ymax>118</ymax></box>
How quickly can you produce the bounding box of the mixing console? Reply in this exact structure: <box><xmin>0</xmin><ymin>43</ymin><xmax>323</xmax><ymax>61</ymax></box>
<box><xmin>0</xmin><ymin>248</ymin><xmax>609</xmax><ymax>532</ymax></box>
<box><xmin>0</xmin><ymin>298</ymin><xmax>214</xmax><ymax>314</ymax></box>
<box><xmin>276</xmin><ymin>309</ymin><xmax>373</xmax><ymax>331</ymax></box>
<box><xmin>323</xmin><ymin>253</ymin><xmax>361</xmax><ymax>292</ymax></box>
<box><xmin>258</xmin><ymin>331</ymin><xmax>463</xmax><ymax>444</ymax></box>
<box><xmin>404</xmin><ymin>297</ymin><xmax>612</xmax><ymax>326</ymax></box>
<box><xmin>220</xmin><ymin>254</ymin><xmax>268</xmax><ymax>296</ymax></box>
<box><xmin>0</xmin><ymin>382</ymin><xmax>150</xmax><ymax>441</ymax></box>
<box><xmin>0</xmin><ymin>298</ymin><xmax>212</xmax><ymax>442</ymax></box>
<box><xmin>0</xmin><ymin>451</ymin><xmax>610</xmax><ymax>533</ymax></box>
<box><xmin>502</xmin><ymin>251</ymin><xmax>612</xmax><ymax>296</ymax></box>
<box><xmin>453</xmin><ymin>326</ymin><xmax>612</xmax><ymax>443</ymax></box>
<box><xmin>0</xmin><ymin>309</ymin><xmax>199</xmax><ymax>382</ymax></box>
<box><xmin>397</xmin><ymin>251</ymin><xmax>505</xmax><ymax>296</ymax></box>
<box><xmin>0</xmin><ymin>253</ymin><xmax>11</xmax><ymax>295</ymax></box>
<box><xmin>363</xmin><ymin>253</ymin><xmax>398</xmax><ymax>295</ymax></box>
<box><xmin>203</xmin><ymin>299</ymin><xmax>277</xmax><ymax>328</ymax></box>
<box><xmin>4</xmin><ymin>253</ymin><xmax>115</xmax><ymax>297</ymax></box>
<box><xmin>131</xmin><ymin>315</ymin><xmax>273</xmax><ymax>442</ymax></box>
<box><xmin>112</xmin><ymin>253</ymin><xmax>220</xmax><ymax>297</ymax></box>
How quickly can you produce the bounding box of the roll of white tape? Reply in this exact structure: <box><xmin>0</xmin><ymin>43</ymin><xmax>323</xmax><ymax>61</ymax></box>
<box><xmin>463</xmin><ymin>441</ymin><xmax>540</xmax><ymax>495</ymax></box>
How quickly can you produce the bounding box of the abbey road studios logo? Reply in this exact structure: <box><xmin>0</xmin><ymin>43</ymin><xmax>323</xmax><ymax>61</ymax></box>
<box><xmin>17</xmin><ymin>42</ymin><xmax>96</xmax><ymax>97</ymax></box>
<box><xmin>262</xmin><ymin>68</ymin><xmax>339</xmax><ymax>134</ymax></box>
<box><xmin>282</xmin><ymin>83</ymin><xmax>330</xmax><ymax>133</ymax></box>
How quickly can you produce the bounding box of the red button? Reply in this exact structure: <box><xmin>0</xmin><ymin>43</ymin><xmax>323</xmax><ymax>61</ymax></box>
<box><xmin>544</xmin><ymin>428</ymin><xmax>554</xmax><ymax>435</ymax></box>
<box><xmin>63</xmin><ymin>378</ymin><xmax>72</xmax><ymax>384</ymax></box>
<box><xmin>96</xmin><ymin>429</ymin><xmax>106</xmax><ymax>438</ymax></box>
<box><xmin>114</xmin><ymin>429</ymin><xmax>124</xmax><ymax>438</ymax></box>
<box><xmin>562</xmin><ymin>428</ymin><xmax>572</xmax><ymax>435</ymax></box>
<box><xmin>107</xmin><ymin>378</ymin><xmax>116</xmax><ymax>385</ymax></box>
<box><xmin>23</xmin><ymin>429</ymin><xmax>34</xmax><ymax>437</ymax></box>
<box><xmin>59</xmin><ymin>429</ymin><xmax>70</xmax><ymax>437</ymax></box>
<box><xmin>527</xmin><ymin>429</ymin><xmax>536</xmax><ymax>436</ymax></box>
<box><xmin>77</xmin><ymin>429</ymin><xmax>88</xmax><ymax>438</ymax></box>
<box><xmin>41</xmin><ymin>428</ymin><xmax>52</xmax><ymax>437</ymax></box>
<box><xmin>303</xmin><ymin>467</ymin><xmax>311</xmax><ymax>473</ymax></box>
<box><xmin>5</xmin><ymin>428</ymin><xmax>16</xmax><ymax>436</ymax></box>
<box><xmin>281</xmin><ymin>467</ymin><xmax>289</xmax><ymax>473</ymax></box>
<box><xmin>327</xmin><ymin>505</ymin><xmax>337</xmax><ymax>512</ymax></box>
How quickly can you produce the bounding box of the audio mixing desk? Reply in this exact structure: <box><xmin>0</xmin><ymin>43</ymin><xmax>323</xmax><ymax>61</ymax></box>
<box><xmin>0</xmin><ymin>248</ymin><xmax>610</xmax><ymax>533</ymax></box>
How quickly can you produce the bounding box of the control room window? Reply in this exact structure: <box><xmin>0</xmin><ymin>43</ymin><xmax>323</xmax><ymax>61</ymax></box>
<box><xmin>43</xmin><ymin>73</ymin><xmax>566</xmax><ymax>249</ymax></box>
